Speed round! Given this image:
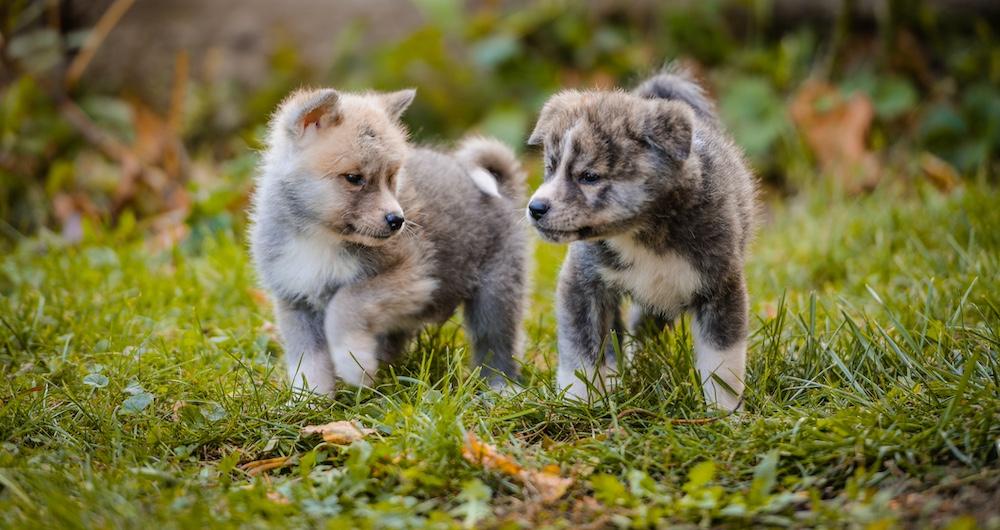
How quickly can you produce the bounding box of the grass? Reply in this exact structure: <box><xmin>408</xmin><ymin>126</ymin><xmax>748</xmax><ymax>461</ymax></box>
<box><xmin>1</xmin><ymin>180</ymin><xmax>998</xmax><ymax>529</ymax></box>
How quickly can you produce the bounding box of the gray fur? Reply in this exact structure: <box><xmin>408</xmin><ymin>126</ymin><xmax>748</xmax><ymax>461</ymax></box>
<box><xmin>633</xmin><ymin>65</ymin><xmax>719</xmax><ymax>126</ymax></box>
<box><xmin>250</xmin><ymin>88</ymin><xmax>529</xmax><ymax>393</ymax></box>
<box><xmin>527</xmin><ymin>70</ymin><xmax>757</xmax><ymax>410</ymax></box>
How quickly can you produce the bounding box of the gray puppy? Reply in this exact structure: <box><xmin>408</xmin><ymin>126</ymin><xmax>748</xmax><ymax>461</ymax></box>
<box><xmin>250</xmin><ymin>88</ymin><xmax>528</xmax><ymax>394</ymax></box>
<box><xmin>526</xmin><ymin>70</ymin><xmax>756</xmax><ymax>410</ymax></box>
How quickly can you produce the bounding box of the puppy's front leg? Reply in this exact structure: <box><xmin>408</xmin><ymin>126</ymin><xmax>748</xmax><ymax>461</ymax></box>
<box><xmin>274</xmin><ymin>299</ymin><xmax>336</xmax><ymax>395</ymax></box>
<box><xmin>556</xmin><ymin>244</ymin><xmax>623</xmax><ymax>401</ymax></box>
<box><xmin>324</xmin><ymin>300</ymin><xmax>379</xmax><ymax>387</ymax></box>
<box><xmin>325</xmin><ymin>266</ymin><xmax>437</xmax><ymax>387</ymax></box>
<box><xmin>692</xmin><ymin>273</ymin><xmax>748</xmax><ymax>411</ymax></box>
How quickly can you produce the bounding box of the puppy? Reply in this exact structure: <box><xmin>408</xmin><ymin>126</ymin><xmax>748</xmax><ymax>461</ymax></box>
<box><xmin>525</xmin><ymin>70</ymin><xmax>756</xmax><ymax>410</ymax></box>
<box><xmin>250</xmin><ymin>88</ymin><xmax>528</xmax><ymax>395</ymax></box>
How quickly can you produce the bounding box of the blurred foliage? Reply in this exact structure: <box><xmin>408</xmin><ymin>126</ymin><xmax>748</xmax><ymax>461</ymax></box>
<box><xmin>1</xmin><ymin>0</ymin><xmax>999</xmax><ymax>243</ymax></box>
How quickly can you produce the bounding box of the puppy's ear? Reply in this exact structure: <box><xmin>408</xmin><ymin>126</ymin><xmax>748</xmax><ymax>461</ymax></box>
<box><xmin>527</xmin><ymin>90</ymin><xmax>584</xmax><ymax>147</ymax></box>
<box><xmin>380</xmin><ymin>89</ymin><xmax>416</xmax><ymax>121</ymax></box>
<box><xmin>526</xmin><ymin>111</ymin><xmax>549</xmax><ymax>147</ymax></box>
<box><xmin>526</xmin><ymin>121</ymin><xmax>547</xmax><ymax>147</ymax></box>
<box><xmin>285</xmin><ymin>89</ymin><xmax>341</xmax><ymax>138</ymax></box>
<box><xmin>644</xmin><ymin>100</ymin><xmax>693</xmax><ymax>167</ymax></box>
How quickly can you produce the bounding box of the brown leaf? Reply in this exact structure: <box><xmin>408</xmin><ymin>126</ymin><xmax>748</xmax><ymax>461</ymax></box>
<box><xmin>266</xmin><ymin>490</ymin><xmax>290</xmax><ymax>505</ymax></box>
<box><xmin>920</xmin><ymin>152</ymin><xmax>960</xmax><ymax>193</ymax></box>
<box><xmin>239</xmin><ymin>456</ymin><xmax>291</xmax><ymax>477</ymax></box>
<box><xmin>171</xmin><ymin>400</ymin><xmax>186</xmax><ymax>422</ymax></box>
<box><xmin>462</xmin><ymin>432</ymin><xmax>573</xmax><ymax>503</ymax></box>
<box><xmin>302</xmin><ymin>420</ymin><xmax>376</xmax><ymax>445</ymax></box>
<box><xmin>790</xmin><ymin>80</ymin><xmax>880</xmax><ymax>193</ymax></box>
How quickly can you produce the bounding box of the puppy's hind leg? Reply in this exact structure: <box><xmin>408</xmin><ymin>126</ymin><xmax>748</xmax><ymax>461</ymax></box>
<box><xmin>463</xmin><ymin>273</ymin><xmax>526</xmax><ymax>388</ymax></box>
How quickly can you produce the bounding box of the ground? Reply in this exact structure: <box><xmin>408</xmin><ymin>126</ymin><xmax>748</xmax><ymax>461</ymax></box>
<box><xmin>1</xmin><ymin>181</ymin><xmax>998</xmax><ymax>529</ymax></box>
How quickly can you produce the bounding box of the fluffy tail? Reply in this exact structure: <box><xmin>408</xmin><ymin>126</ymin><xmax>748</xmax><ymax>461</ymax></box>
<box><xmin>454</xmin><ymin>136</ymin><xmax>527</xmax><ymax>201</ymax></box>
<box><xmin>634</xmin><ymin>65</ymin><xmax>719</xmax><ymax>125</ymax></box>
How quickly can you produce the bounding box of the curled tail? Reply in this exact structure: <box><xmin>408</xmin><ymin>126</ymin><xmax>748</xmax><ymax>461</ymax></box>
<box><xmin>634</xmin><ymin>65</ymin><xmax>719</xmax><ymax>125</ymax></box>
<box><xmin>454</xmin><ymin>136</ymin><xmax>527</xmax><ymax>201</ymax></box>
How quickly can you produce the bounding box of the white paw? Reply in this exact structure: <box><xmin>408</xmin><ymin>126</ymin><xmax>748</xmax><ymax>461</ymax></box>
<box><xmin>286</xmin><ymin>354</ymin><xmax>337</xmax><ymax>396</ymax></box>
<box><xmin>692</xmin><ymin>318</ymin><xmax>746</xmax><ymax>413</ymax></box>
<box><xmin>702</xmin><ymin>378</ymin><xmax>744</xmax><ymax>411</ymax></box>
<box><xmin>557</xmin><ymin>364</ymin><xmax>617</xmax><ymax>402</ymax></box>
<box><xmin>329</xmin><ymin>329</ymin><xmax>379</xmax><ymax>387</ymax></box>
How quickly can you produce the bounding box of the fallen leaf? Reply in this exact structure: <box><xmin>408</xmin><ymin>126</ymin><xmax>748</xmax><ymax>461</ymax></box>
<box><xmin>266</xmin><ymin>490</ymin><xmax>290</xmax><ymax>505</ymax></box>
<box><xmin>302</xmin><ymin>420</ymin><xmax>376</xmax><ymax>445</ymax></box>
<box><xmin>462</xmin><ymin>432</ymin><xmax>572</xmax><ymax>503</ymax></box>
<box><xmin>171</xmin><ymin>400</ymin><xmax>186</xmax><ymax>422</ymax></box>
<box><xmin>919</xmin><ymin>152</ymin><xmax>960</xmax><ymax>193</ymax></box>
<box><xmin>790</xmin><ymin>80</ymin><xmax>880</xmax><ymax>193</ymax></box>
<box><xmin>240</xmin><ymin>456</ymin><xmax>291</xmax><ymax>477</ymax></box>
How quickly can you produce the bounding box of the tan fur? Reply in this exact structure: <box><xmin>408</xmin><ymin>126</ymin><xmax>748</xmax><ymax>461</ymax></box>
<box><xmin>250</xmin><ymin>87</ymin><xmax>530</xmax><ymax>393</ymax></box>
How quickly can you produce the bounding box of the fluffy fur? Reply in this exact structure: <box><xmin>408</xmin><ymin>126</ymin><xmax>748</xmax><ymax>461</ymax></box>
<box><xmin>250</xmin><ymin>88</ymin><xmax>529</xmax><ymax>394</ymax></box>
<box><xmin>526</xmin><ymin>69</ymin><xmax>757</xmax><ymax>410</ymax></box>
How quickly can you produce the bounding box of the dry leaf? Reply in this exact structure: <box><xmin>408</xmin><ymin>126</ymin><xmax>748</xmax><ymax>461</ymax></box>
<box><xmin>302</xmin><ymin>420</ymin><xmax>376</xmax><ymax>445</ymax></box>
<box><xmin>171</xmin><ymin>400</ymin><xmax>186</xmax><ymax>422</ymax></box>
<box><xmin>462</xmin><ymin>432</ymin><xmax>573</xmax><ymax>503</ymax></box>
<box><xmin>919</xmin><ymin>152</ymin><xmax>960</xmax><ymax>193</ymax></box>
<box><xmin>240</xmin><ymin>456</ymin><xmax>291</xmax><ymax>476</ymax></box>
<box><xmin>790</xmin><ymin>80</ymin><xmax>880</xmax><ymax>193</ymax></box>
<box><xmin>266</xmin><ymin>490</ymin><xmax>290</xmax><ymax>505</ymax></box>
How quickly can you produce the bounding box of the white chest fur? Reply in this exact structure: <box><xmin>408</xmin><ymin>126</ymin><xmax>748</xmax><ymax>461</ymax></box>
<box><xmin>265</xmin><ymin>230</ymin><xmax>362</xmax><ymax>300</ymax></box>
<box><xmin>600</xmin><ymin>236</ymin><xmax>703</xmax><ymax>316</ymax></box>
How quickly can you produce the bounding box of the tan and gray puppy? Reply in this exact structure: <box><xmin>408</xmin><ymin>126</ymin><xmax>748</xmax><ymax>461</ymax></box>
<box><xmin>250</xmin><ymin>88</ymin><xmax>529</xmax><ymax>394</ymax></box>
<box><xmin>526</xmin><ymin>70</ymin><xmax>756</xmax><ymax>410</ymax></box>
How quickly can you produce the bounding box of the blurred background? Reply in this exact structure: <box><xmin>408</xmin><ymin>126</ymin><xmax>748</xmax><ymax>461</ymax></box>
<box><xmin>1</xmin><ymin>0</ymin><xmax>998</xmax><ymax>248</ymax></box>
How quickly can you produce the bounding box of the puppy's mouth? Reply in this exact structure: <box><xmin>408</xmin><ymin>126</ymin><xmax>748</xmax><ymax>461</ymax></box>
<box><xmin>344</xmin><ymin>223</ymin><xmax>393</xmax><ymax>239</ymax></box>
<box><xmin>533</xmin><ymin>225</ymin><xmax>596</xmax><ymax>243</ymax></box>
<box><xmin>332</xmin><ymin>223</ymin><xmax>398</xmax><ymax>246</ymax></box>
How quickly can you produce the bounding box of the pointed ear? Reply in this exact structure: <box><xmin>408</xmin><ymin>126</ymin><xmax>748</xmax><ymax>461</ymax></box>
<box><xmin>527</xmin><ymin>90</ymin><xmax>585</xmax><ymax>147</ymax></box>
<box><xmin>526</xmin><ymin>118</ymin><xmax>548</xmax><ymax>147</ymax></box>
<box><xmin>380</xmin><ymin>89</ymin><xmax>416</xmax><ymax>121</ymax></box>
<box><xmin>285</xmin><ymin>89</ymin><xmax>341</xmax><ymax>138</ymax></box>
<box><xmin>644</xmin><ymin>100</ymin><xmax>693</xmax><ymax>167</ymax></box>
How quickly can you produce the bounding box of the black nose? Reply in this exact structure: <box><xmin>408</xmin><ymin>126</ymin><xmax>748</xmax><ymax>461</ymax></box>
<box><xmin>528</xmin><ymin>199</ymin><xmax>550</xmax><ymax>220</ymax></box>
<box><xmin>385</xmin><ymin>213</ymin><xmax>404</xmax><ymax>231</ymax></box>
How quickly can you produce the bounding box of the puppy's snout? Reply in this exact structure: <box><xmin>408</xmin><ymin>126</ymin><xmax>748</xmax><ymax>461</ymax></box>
<box><xmin>385</xmin><ymin>212</ymin><xmax>405</xmax><ymax>231</ymax></box>
<box><xmin>528</xmin><ymin>199</ymin><xmax>550</xmax><ymax>220</ymax></box>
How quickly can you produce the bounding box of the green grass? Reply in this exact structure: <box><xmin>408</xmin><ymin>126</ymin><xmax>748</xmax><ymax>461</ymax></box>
<box><xmin>1</xmin><ymin>181</ymin><xmax>998</xmax><ymax>529</ymax></box>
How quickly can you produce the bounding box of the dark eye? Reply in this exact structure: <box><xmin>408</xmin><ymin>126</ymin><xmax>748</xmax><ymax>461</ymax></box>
<box><xmin>544</xmin><ymin>159</ymin><xmax>556</xmax><ymax>173</ymax></box>
<box><xmin>343</xmin><ymin>173</ymin><xmax>365</xmax><ymax>185</ymax></box>
<box><xmin>579</xmin><ymin>170</ymin><xmax>601</xmax><ymax>184</ymax></box>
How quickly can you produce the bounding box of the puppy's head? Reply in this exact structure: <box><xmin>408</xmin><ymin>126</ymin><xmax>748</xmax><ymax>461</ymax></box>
<box><xmin>525</xmin><ymin>90</ymin><xmax>694</xmax><ymax>243</ymax></box>
<box><xmin>263</xmin><ymin>87</ymin><xmax>416</xmax><ymax>246</ymax></box>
